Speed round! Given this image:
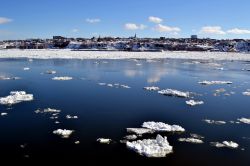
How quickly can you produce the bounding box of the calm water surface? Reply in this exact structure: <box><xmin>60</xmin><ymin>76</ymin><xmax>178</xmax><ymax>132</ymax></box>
<box><xmin>0</xmin><ymin>58</ymin><xmax>250</xmax><ymax>165</ymax></box>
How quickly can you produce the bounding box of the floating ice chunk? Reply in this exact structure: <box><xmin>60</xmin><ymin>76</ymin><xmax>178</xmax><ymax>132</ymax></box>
<box><xmin>178</xmin><ymin>138</ymin><xmax>204</xmax><ymax>144</ymax></box>
<box><xmin>142</xmin><ymin>122</ymin><xmax>185</xmax><ymax>132</ymax></box>
<box><xmin>45</xmin><ymin>70</ymin><xmax>56</xmax><ymax>74</ymax></box>
<box><xmin>158</xmin><ymin>89</ymin><xmax>190</xmax><ymax>98</ymax></box>
<box><xmin>0</xmin><ymin>91</ymin><xmax>34</xmax><ymax>105</ymax></box>
<box><xmin>52</xmin><ymin>76</ymin><xmax>73</xmax><ymax>81</ymax></box>
<box><xmin>1</xmin><ymin>112</ymin><xmax>8</xmax><ymax>116</ymax></box>
<box><xmin>190</xmin><ymin>133</ymin><xmax>204</xmax><ymax>139</ymax></box>
<box><xmin>120</xmin><ymin>84</ymin><xmax>131</xmax><ymax>89</ymax></box>
<box><xmin>66</xmin><ymin>115</ymin><xmax>78</xmax><ymax>119</ymax></box>
<box><xmin>53</xmin><ymin>129</ymin><xmax>73</xmax><ymax>138</ymax></box>
<box><xmin>0</xmin><ymin>76</ymin><xmax>21</xmax><ymax>80</ymax></box>
<box><xmin>143</xmin><ymin>86</ymin><xmax>160</xmax><ymax>91</ymax></box>
<box><xmin>237</xmin><ymin>118</ymin><xmax>250</xmax><ymax>124</ymax></box>
<box><xmin>203</xmin><ymin>119</ymin><xmax>226</xmax><ymax>125</ymax></box>
<box><xmin>55</xmin><ymin>121</ymin><xmax>60</xmax><ymax>124</ymax></box>
<box><xmin>23</xmin><ymin>67</ymin><xmax>30</xmax><ymax>71</ymax></box>
<box><xmin>210</xmin><ymin>141</ymin><xmax>239</xmax><ymax>149</ymax></box>
<box><xmin>198</xmin><ymin>81</ymin><xmax>233</xmax><ymax>85</ymax></box>
<box><xmin>98</xmin><ymin>83</ymin><xmax>106</xmax><ymax>86</ymax></box>
<box><xmin>124</xmin><ymin>135</ymin><xmax>137</xmax><ymax>140</ymax></box>
<box><xmin>186</xmin><ymin>100</ymin><xmax>204</xmax><ymax>106</ymax></box>
<box><xmin>107</xmin><ymin>84</ymin><xmax>113</xmax><ymax>87</ymax></box>
<box><xmin>127</xmin><ymin>128</ymin><xmax>155</xmax><ymax>135</ymax></box>
<box><xmin>35</xmin><ymin>108</ymin><xmax>61</xmax><ymax>114</ymax></box>
<box><xmin>242</xmin><ymin>91</ymin><xmax>250</xmax><ymax>96</ymax></box>
<box><xmin>75</xmin><ymin>141</ymin><xmax>80</xmax><ymax>144</ymax></box>
<box><xmin>97</xmin><ymin>138</ymin><xmax>112</xmax><ymax>144</ymax></box>
<box><xmin>126</xmin><ymin>134</ymin><xmax>173</xmax><ymax>158</ymax></box>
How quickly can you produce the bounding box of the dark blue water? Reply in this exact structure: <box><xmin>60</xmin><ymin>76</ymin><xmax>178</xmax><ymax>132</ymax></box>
<box><xmin>0</xmin><ymin>58</ymin><xmax>250</xmax><ymax>165</ymax></box>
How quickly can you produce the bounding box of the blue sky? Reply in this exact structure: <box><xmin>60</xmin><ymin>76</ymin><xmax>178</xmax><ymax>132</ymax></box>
<box><xmin>0</xmin><ymin>0</ymin><xmax>250</xmax><ymax>40</ymax></box>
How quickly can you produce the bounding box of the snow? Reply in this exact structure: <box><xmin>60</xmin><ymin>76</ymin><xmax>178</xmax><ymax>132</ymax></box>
<box><xmin>126</xmin><ymin>134</ymin><xmax>173</xmax><ymax>158</ymax></box>
<box><xmin>52</xmin><ymin>76</ymin><xmax>73</xmax><ymax>81</ymax></box>
<box><xmin>97</xmin><ymin>138</ymin><xmax>112</xmax><ymax>144</ymax></box>
<box><xmin>186</xmin><ymin>100</ymin><xmax>204</xmax><ymax>106</ymax></box>
<box><xmin>143</xmin><ymin>86</ymin><xmax>160</xmax><ymax>91</ymax></box>
<box><xmin>124</xmin><ymin>135</ymin><xmax>137</xmax><ymax>140</ymax></box>
<box><xmin>237</xmin><ymin>118</ymin><xmax>250</xmax><ymax>124</ymax></box>
<box><xmin>178</xmin><ymin>138</ymin><xmax>204</xmax><ymax>144</ymax></box>
<box><xmin>66</xmin><ymin>115</ymin><xmax>78</xmax><ymax>119</ymax></box>
<box><xmin>53</xmin><ymin>129</ymin><xmax>74</xmax><ymax>138</ymax></box>
<box><xmin>1</xmin><ymin>50</ymin><xmax>250</xmax><ymax>61</ymax></box>
<box><xmin>210</xmin><ymin>141</ymin><xmax>239</xmax><ymax>149</ymax></box>
<box><xmin>1</xmin><ymin>112</ymin><xmax>8</xmax><ymax>116</ymax></box>
<box><xmin>0</xmin><ymin>91</ymin><xmax>33</xmax><ymax>105</ymax></box>
<box><xmin>158</xmin><ymin>89</ymin><xmax>190</xmax><ymax>98</ymax></box>
<box><xmin>127</xmin><ymin>128</ymin><xmax>155</xmax><ymax>135</ymax></box>
<box><xmin>142</xmin><ymin>121</ymin><xmax>185</xmax><ymax>132</ymax></box>
<box><xmin>198</xmin><ymin>81</ymin><xmax>233</xmax><ymax>85</ymax></box>
<box><xmin>203</xmin><ymin>119</ymin><xmax>226</xmax><ymax>125</ymax></box>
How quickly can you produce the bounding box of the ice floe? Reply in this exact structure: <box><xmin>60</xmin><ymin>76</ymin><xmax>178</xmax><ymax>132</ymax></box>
<box><xmin>45</xmin><ymin>70</ymin><xmax>56</xmax><ymax>74</ymax></box>
<box><xmin>190</xmin><ymin>133</ymin><xmax>204</xmax><ymax>139</ymax></box>
<box><xmin>210</xmin><ymin>141</ymin><xmax>239</xmax><ymax>149</ymax></box>
<box><xmin>126</xmin><ymin>134</ymin><xmax>173</xmax><ymax>158</ymax></box>
<box><xmin>23</xmin><ymin>67</ymin><xmax>30</xmax><ymax>71</ymax></box>
<box><xmin>124</xmin><ymin>135</ymin><xmax>138</xmax><ymax>140</ymax></box>
<box><xmin>242</xmin><ymin>90</ymin><xmax>250</xmax><ymax>96</ymax></box>
<box><xmin>66</xmin><ymin>115</ymin><xmax>78</xmax><ymax>119</ymax></box>
<box><xmin>52</xmin><ymin>76</ymin><xmax>73</xmax><ymax>81</ymax></box>
<box><xmin>237</xmin><ymin>118</ymin><xmax>250</xmax><ymax>124</ymax></box>
<box><xmin>98</xmin><ymin>82</ymin><xmax>131</xmax><ymax>89</ymax></box>
<box><xmin>35</xmin><ymin>108</ymin><xmax>61</xmax><ymax>114</ymax></box>
<box><xmin>0</xmin><ymin>91</ymin><xmax>34</xmax><ymax>105</ymax></box>
<box><xmin>198</xmin><ymin>81</ymin><xmax>233</xmax><ymax>85</ymax></box>
<box><xmin>158</xmin><ymin>89</ymin><xmax>190</xmax><ymax>98</ymax></box>
<box><xmin>143</xmin><ymin>86</ymin><xmax>160</xmax><ymax>91</ymax></box>
<box><xmin>178</xmin><ymin>138</ymin><xmax>204</xmax><ymax>144</ymax></box>
<box><xmin>97</xmin><ymin>138</ymin><xmax>112</xmax><ymax>144</ymax></box>
<box><xmin>53</xmin><ymin>129</ymin><xmax>74</xmax><ymax>138</ymax></box>
<box><xmin>0</xmin><ymin>76</ymin><xmax>21</xmax><ymax>80</ymax></box>
<box><xmin>185</xmin><ymin>100</ymin><xmax>204</xmax><ymax>106</ymax></box>
<box><xmin>127</xmin><ymin>128</ymin><xmax>155</xmax><ymax>135</ymax></box>
<box><xmin>75</xmin><ymin>141</ymin><xmax>80</xmax><ymax>144</ymax></box>
<box><xmin>142</xmin><ymin>121</ymin><xmax>185</xmax><ymax>132</ymax></box>
<box><xmin>1</xmin><ymin>112</ymin><xmax>8</xmax><ymax>116</ymax></box>
<box><xmin>203</xmin><ymin>119</ymin><xmax>226</xmax><ymax>125</ymax></box>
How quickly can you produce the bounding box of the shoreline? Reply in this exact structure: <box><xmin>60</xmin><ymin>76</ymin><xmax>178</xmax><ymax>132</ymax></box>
<box><xmin>0</xmin><ymin>49</ymin><xmax>250</xmax><ymax>61</ymax></box>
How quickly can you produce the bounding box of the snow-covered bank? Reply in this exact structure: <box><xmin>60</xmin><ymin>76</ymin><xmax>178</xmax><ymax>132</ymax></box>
<box><xmin>0</xmin><ymin>49</ymin><xmax>250</xmax><ymax>60</ymax></box>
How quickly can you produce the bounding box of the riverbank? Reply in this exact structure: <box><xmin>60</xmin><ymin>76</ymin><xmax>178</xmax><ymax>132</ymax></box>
<box><xmin>0</xmin><ymin>49</ymin><xmax>250</xmax><ymax>61</ymax></box>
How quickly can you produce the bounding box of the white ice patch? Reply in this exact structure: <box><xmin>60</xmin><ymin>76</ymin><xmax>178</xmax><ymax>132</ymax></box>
<box><xmin>53</xmin><ymin>129</ymin><xmax>73</xmax><ymax>138</ymax></box>
<box><xmin>45</xmin><ymin>70</ymin><xmax>56</xmax><ymax>74</ymax></box>
<box><xmin>210</xmin><ymin>141</ymin><xmax>239</xmax><ymax>149</ymax></box>
<box><xmin>0</xmin><ymin>76</ymin><xmax>21</xmax><ymax>80</ymax></box>
<box><xmin>124</xmin><ymin>135</ymin><xmax>137</xmax><ymax>140</ymax></box>
<box><xmin>242</xmin><ymin>90</ymin><xmax>250</xmax><ymax>96</ymax></box>
<box><xmin>66</xmin><ymin>115</ymin><xmax>78</xmax><ymax>119</ymax></box>
<box><xmin>126</xmin><ymin>134</ymin><xmax>173</xmax><ymax>158</ymax></box>
<box><xmin>142</xmin><ymin>121</ymin><xmax>185</xmax><ymax>132</ymax></box>
<box><xmin>186</xmin><ymin>100</ymin><xmax>204</xmax><ymax>106</ymax></box>
<box><xmin>237</xmin><ymin>118</ymin><xmax>250</xmax><ymax>124</ymax></box>
<box><xmin>52</xmin><ymin>76</ymin><xmax>73</xmax><ymax>81</ymax></box>
<box><xmin>203</xmin><ymin>119</ymin><xmax>226</xmax><ymax>125</ymax></box>
<box><xmin>190</xmin><ymin>133</ymin><xmax>204</xmax><ymax>139</ymax></box>
<box><xmin>35</xmin><ymin>108</ymin><xmax>61</xmax><ymax>114</ymax></box>
<box><xmin>98</xmin><ymin>82</ymin><xmax>131</xmax><ymax>89</ymax></box>
<box><xmin>0</xmin><ymin>91</ymin><xmax>33</xmax><ymax>105</ymax></box>
<box><xmin>143</xmin><ymin>86</ymin><xmax>160</xmax><ymax>91</ymax></box>
<box><xmin>158</xmin><ymin>89</ymin><xmax>190</xmax><ymax>98</ymax></box>
<box><xmin>23</xmin><ymin>67</ymin><xmax>30</xmax><ymax>71</ymax></box>
<box><xmin>127</xmin><ymin>128</ymin><xmax>155</xmax><ymax>135</ymax></box>
<box><xmin>198</xmin><ymin>81</ymin><xmax>232</xmax><ymax>85</ymax></box>
<box><xmin>1</xmin><ymin>112</ymin><xmax>8</xmax><ymax>116</ymax></box>
<box><xmin>97</xmin><ymin>138</ymin><xmax>112</xmax><ymax>144</ymax></box>
<box><xmin>178</xmin><ymin>138</ymin><xmax>204</xmax><ymax>144</ymax></box>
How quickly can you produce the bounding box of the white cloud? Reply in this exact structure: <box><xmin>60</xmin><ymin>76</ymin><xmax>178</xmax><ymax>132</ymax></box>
<box><xmin>154</xmin><ymin>24</ymin><xmax>181</xmax><ymax>33</ymax></box>
<box><xmin>71</xmin><ymin>28</ymin><xmax>79</xmax><ymax>33</ymax></box>
<box><xmin>0</xmin><ymin>17</ymin><xmax>12</xmax><ymax>24</ymax></box>
<box><xmin>86</xmin><ymin>18</ymin><xmax>101</xmax><ymax>23</ymax></box>
<box><xmin>124</xmin><ymin>23</ymin><xmax>147</xmax><ymax>30</ymax></box>
<box><xmin>227</xmin><ymin>28</ymin><xmax>250</xmax><ymax>34</ymax></box>
<box><xmin>148</xmin><ymin>16</ymin><xmax>163</xmax><ymax>24</ymax></box>
<box><xmin>200</xmin><ymin>26</ymin><xmax>226</xmax><ymax>35</ymax></box>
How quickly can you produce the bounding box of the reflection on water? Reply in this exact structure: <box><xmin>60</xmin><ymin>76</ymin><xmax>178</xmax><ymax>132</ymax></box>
<box><xmin>0</xmin><ymin>58</ymin><xmax>250</xmax><ymax>165</ymax></box>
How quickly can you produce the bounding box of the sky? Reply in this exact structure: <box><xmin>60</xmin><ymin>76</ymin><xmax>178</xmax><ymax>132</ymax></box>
<box><xmin>0</xmin><ymin>0</ymin><xmax>250</xmax><ymax>40</ymax></box>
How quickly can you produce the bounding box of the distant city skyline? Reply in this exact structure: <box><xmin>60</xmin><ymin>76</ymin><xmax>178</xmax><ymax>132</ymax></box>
<box><xmin>0</xmin><ymin>0</ymin><xmax>250</xmax><ymax>40</ymax></box>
